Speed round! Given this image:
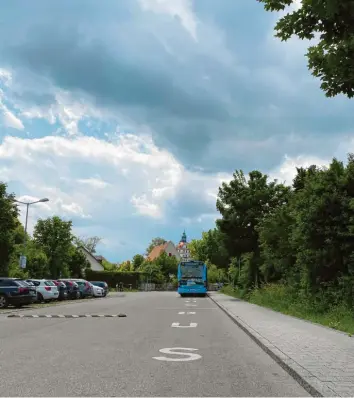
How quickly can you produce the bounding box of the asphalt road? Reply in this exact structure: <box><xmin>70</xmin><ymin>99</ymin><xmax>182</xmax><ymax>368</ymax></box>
<box><xmin>0</xmin><ymin>292</ymin><xmax>309</xmax><ymax>396</ymax></box>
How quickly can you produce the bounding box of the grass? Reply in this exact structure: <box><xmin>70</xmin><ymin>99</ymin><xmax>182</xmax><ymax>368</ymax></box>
<box><xmin>221</xmin><ymin>284</ymin><xmax>354</xmax><ymax>336</ymax></box>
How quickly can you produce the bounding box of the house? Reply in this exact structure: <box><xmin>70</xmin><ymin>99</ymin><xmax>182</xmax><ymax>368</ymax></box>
<box><xmin>78</xmin><ymin>246</ymin><xmax>104</xmax><ymax>271</ymax></box>
<box><xmin>148</xmin><ymin>241</ymin><xmax>181</xmax><ymax>261</ymax></box>
<box><xmin>94</xmin><ymin>255</ymin><xmax>106</xmax><ymax>265</ymax></box>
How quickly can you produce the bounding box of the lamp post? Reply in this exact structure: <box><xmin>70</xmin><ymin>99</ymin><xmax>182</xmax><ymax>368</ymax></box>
<box><xmin>13</xmin><ymin>197</ymin><xmax>49</xmax><ymax>268</ymax></box>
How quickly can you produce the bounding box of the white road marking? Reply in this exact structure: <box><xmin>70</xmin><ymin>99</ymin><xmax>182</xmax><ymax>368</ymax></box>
<box><xmin>178</xmin><ymin>311</ymin><xmax>196</xmax><ymax>314</ymax></box>
<box><xmin>156</xmin><ymin>307</ymin><xmax>216</xmax><ymax>310</ymax></box>
<box><xmin>185</xmin><ymin>304</ymin><xmax>197</xmax><ymax>307</ymax></box>
<box><xmin>71</xmin><ymin>315</ymin><xmax>79</xmax><ymax>318</ymax></box>
<box><xmin>45</xmin><ymin>315</ymin><xmax>52</xmax><ymax>318</ymax></box>
<box><xmin>153</xmin><ymin>347</ymin><xmax>201</xmax><ymax>362</ymax></box>
<box><xmin>171</xmin><ymin>322</ymin><xmax>197</xmax><ymax>328</ymax></box>
<box><xmin>32</xmin><ymin>315</ymin><xmax>39</xmax><ymax>318</ymax></box>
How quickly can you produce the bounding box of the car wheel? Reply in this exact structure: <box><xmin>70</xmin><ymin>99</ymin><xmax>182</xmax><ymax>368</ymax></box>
<box><xmin>76</xmin><ymin>291</ymin><xmax>81</xmax><ymax>299</ymax></box>
<box><xmin>0</xmin><ymin>295</ymin><xmax>9</xmax><ymax>309</ymax></box>
<box><xmin>37</xmin><ymin>292</ymin><xmax>44</xmax><ymax>303</ymax></box>
<box><xmin>14</xmin><ymin>303</ymin><xmax>23</xmax><ymax>308</ymax></box>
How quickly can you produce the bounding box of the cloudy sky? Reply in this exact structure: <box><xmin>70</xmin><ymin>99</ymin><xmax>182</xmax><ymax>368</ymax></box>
<box><xmin>0</xmin><ymin>0</ymin><xmax>353</xmax><ymax>262</ymax></box>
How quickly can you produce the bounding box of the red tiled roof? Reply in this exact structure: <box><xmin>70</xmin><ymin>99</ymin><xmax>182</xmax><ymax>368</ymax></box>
<box><xmin>148</xmin><ymin>242</ymin><xmax>169</xmax><ymax>261</ymax></box>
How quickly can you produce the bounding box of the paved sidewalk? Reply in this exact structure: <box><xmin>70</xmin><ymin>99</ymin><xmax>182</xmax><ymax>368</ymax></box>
<box><xmin>209</xmin><ymin>292</ymin><xmax>354</xmax><ymax>397</ymax></box>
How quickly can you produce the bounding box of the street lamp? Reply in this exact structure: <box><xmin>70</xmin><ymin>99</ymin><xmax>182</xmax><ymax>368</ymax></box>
<box><xmin>13</xmin><ymin>197</ymin><xmax>49</xmax><ymax>268</ymax></box>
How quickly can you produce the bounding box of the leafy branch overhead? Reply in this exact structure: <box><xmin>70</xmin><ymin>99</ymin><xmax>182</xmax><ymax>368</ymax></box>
<box><xmin>258</xmin><ymin>0</ymin><xmax>354</xmax><ymax>98</ymax></box>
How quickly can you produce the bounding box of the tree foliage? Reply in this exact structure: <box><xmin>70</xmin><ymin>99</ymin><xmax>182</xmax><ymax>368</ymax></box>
<box><xmin>146</xmin><ymin>237</ymin><xmax>166</xmax><ymax>255</ymax></box>
<box><xmin>191</xmin><ymin>155</ymin><xmax>354</xmax><ymax>309</ymax></box>
<box><xmin>73</xmin><ymin>235</ymin><xmax>102</xmax><ymax>254</ymax></box>
<box><xmin>0</xmin><ymin>183</ymin><xmax>19</xmax><ymax>276</ymax></box>
<box><xmin>258</xmin><ymin>0</ymin><xmax>354</xmax><ymax>98</ymax></box>
<box><xmin>33</xmin><ymin>216</ymin><xmax>73</xmax><ymax>278</ymax></box>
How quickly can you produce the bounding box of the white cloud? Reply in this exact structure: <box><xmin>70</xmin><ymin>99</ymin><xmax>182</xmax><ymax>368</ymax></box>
<box><xmin>2</xmin><ymin>110</ymin><xmax>24</xmax><ymax>130</ymax></box>
<box><xmin>269</xmin><ymin>154</ymin><xmax>330</xmax><ymax>185</ymax></box>
<box><xmin>139</xmin><ymin>0</ymin><xmax>198</xmax><ymax>41</ymax></box>
<box><xmin>76</xmin><ymin>177</ymin><xmax>110</xmax><ymax>189</ymax></box>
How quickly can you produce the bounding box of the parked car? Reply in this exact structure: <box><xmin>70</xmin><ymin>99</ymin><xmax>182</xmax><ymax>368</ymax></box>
<box><xmin>61</xmin><ymin>279</ymin><xmax>93</xmax><ymax>298</ymax></box>
<box><xmin>52</xmin><ymin>280</ymin><xmax>68</xmax><ymax>301</ymax></box>
<box><xmin>26</xmin><ymin>279</ymin><xmax>59</xmax><ymax>302</ymax></box>
<box><xmin>59</xmin><ymin>280</ymin><xmax>80</xmax><ymax>299</ymax></box>
<box><xmin>89</xmin><ymin>282</ymin><xmax>104</xmax><ymax>297</ymax></box>
<box><xmin>0</xmin><ymin>277</ymin><xmax>37</xmax><ymax>308</ymax></box>
<box><xmin>90</xmin><ymin>281</ymin><xmax>108</xmax><ymax>296</ymax></box>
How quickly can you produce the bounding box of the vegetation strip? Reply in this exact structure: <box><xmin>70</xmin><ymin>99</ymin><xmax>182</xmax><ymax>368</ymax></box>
<box><xmin>7</xmin><ymin>313</ymin><xmax>127</xmax><ymax>318</ymax></box>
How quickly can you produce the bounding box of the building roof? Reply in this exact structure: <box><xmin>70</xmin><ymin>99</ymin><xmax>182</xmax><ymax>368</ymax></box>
<box><xmin>78</xmin><ymin>246</ymin><xmax>104</xmax><ymax>271</ymax></box>
<box><xmin>148</xmin><ymin>242</ymin><xmax>169</xmax><ymax>261</ymax></box>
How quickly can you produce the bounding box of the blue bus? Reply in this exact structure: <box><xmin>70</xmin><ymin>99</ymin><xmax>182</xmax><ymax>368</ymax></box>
<box><xmin>177</xmin><ymin>260</ymin><xmax>207</xmax><ymax>297</ymax></box>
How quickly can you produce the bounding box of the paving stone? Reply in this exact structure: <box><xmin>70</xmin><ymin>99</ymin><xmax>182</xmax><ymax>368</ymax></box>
<box><xmin>210</xmin><ymin>292</ymin><xmax>354</xmax><ymax>397</ymax></box>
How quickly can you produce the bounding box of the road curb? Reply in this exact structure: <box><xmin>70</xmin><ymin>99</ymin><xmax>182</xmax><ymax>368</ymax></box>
<box><xmin>208</xmin><ymin>293</ymin><xmax>327</xmax><ymax>397</ymax></box>
<box><xmin>7</xmin><ymin>313</ymin><xmax>127</xmax><ymax>318</ymax></box>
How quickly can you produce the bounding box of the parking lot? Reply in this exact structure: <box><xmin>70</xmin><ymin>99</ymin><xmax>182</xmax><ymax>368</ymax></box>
<box><xmin>0</xmin><ymin>292</ymin><xmax>308</xmax><ymax>397</ymax></box>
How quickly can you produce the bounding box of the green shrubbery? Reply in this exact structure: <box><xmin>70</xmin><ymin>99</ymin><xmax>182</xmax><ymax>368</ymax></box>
<box><xmin>222</xmin><ymin>283</ymin><xmax>354</xmax><ymax>334</ymax></box>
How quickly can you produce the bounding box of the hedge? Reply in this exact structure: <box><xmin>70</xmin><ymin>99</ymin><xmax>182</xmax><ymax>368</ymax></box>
<box><xmin>85</xmin><ymin>270</ymin><xmax>147</xmax><ymax>288</ymax></box>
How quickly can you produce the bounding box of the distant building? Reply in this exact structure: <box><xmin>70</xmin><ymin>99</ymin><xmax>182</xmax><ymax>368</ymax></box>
<box><xmin>176</xmin><ymin>231</ymin><xmax>192</xmax><ymax>262</ymax></box>
<box><xmin>78</xmin><ymin>246</ymin><xmax>104</xmax><ymax>271</ymax></box>
<box><xmin>94</xmin><ymin>255</ymin><xmax>106</xmax><ymax>265</ymax></box>
<box><xmin>148</xmin><ymin>241</ymin><xmax>181</xmax><ymax>261</ymax></box>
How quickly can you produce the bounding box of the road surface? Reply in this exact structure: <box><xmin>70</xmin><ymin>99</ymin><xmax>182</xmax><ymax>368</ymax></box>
<box><xmin>0</xmin><ymin>292</ymin><xmax>309</xmax><ymax>396</ymax></box>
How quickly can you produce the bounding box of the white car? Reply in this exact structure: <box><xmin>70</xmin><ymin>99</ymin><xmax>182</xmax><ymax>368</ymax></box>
<box><xmin>89</xmin><ymin>283</ymin><xmax>104</xmax><ymax>297</ymax></box>
<box><xmin>27</xmin><ymin>279</ymin><xmax>59</xmax><ymax>302</ymax></box>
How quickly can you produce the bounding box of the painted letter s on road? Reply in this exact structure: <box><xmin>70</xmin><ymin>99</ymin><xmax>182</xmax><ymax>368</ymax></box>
<box><xmin>152</xmin><ymin>347</ymin><xmax>202</xmax><ymax>362</ymax></box>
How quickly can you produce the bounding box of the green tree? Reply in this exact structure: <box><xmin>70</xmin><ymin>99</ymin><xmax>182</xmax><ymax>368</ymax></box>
<box><xmin>119</xmin><ymin>260</ymin><xmax>134</xmax><ymax>272</ymax></box>
<box><xmin>259</xmin><ymin>0</ymin><xmax>354</xmax><ymax>98</ymax></box>
<box><xmin>73</xmin><ymin>235</ymin><xmax>102</xmax><ymax>254</ymax></box>
<box><xmin>68</xmin><ymin>246</ymin><xmax>90</xmax><ymax>278</ymax></box>
<box><xmin>0</xmin><ymin>183</ymin><xmax>19</xmax><ymax>276</ymax></box>
<box><xmin>189</xmin><ymin>229</ymin><xmax>229</xmax><ymax>267</ymax></box>
<box><xmin>132</xmin><ymin>254</ymin><xmax>145</xmax><ymax>270</ymax></box>
<box><xmin>216</xmin><ymin>170</ymin><xmax>289</xmax><ymax>287</ymax></box>
<box><xmin>102</xmin><ymin>259</ymin><xmax>117</xmax><ymax>271</ymax></box>
<box><xmin>33</xmin><ymin>216</ymin><xmax>73</xmax><ymax>278</ymax></box>
<box><xmin>146</xmin><ymin>237</ymin><xmax>166</xmax><ymax>255</ymax></box>
<box><xmin>153</xmin><ymin>252</ymin><xmax>178</xmax><ymax>279</ymax></box>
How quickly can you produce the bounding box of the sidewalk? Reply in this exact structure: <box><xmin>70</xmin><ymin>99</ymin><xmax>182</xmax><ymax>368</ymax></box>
<box><xmin>209</xmin><ymin>292</ymin><xmax>354</xmax><ymax>397</ymax></box>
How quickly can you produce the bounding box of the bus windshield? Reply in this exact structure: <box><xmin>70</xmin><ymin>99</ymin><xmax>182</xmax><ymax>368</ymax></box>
<box><xmin>180</xmin><ymin>263</ymin><xmax>204</xmax><ymax>279</ymax></box>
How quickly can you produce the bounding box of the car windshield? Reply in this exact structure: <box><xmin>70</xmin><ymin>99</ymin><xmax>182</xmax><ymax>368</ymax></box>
<box><xmin>44</xmin><ymin>281</ymin><xmax>56</xmax><ymax>286</ymax></box>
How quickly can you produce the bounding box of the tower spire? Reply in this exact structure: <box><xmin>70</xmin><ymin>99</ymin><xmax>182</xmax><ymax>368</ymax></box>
<box><xmin>181</xmin><ymin>230</ymin><xmax>187</xmax><ymax>243</ymax></box>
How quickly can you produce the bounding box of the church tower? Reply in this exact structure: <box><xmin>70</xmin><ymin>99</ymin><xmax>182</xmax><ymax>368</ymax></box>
<box><xmin>176</xmin><ymin>230</ymin><xmax>191</xmax><ymax>261</ymax></box>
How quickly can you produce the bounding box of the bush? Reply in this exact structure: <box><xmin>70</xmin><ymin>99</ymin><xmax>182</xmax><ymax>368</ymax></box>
<box><xmin>85</xmin><ymin>270</ymin><xmax>147</xmax><ymax>288</ymax></box>
<box><xmin>222</xmin><ymin>282</ymin><xmax>354</xmax><ymax>334</ymax></box>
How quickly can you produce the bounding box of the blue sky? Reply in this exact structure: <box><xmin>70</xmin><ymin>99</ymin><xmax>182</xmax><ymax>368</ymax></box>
<box><xmin>0</xmin><ymin>0</ymin><xmax>353</xmax><ymax>262</ymax></box>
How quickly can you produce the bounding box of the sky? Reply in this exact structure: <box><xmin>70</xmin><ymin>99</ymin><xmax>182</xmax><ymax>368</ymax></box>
<box><xmin>0</xmin><ymin>0</ymin><xmax>353</xmax><ymax>262</ymax></box>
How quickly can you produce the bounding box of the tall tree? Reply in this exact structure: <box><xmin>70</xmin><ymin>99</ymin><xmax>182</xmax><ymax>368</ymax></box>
<box><xmin>0</xmin><ymin>183</ymin><xmax>19</xmax><ymax>276</ymax></box>
<box><xmin>73</xmin><ymin>235</ymin><xmax>102</xmax><ymax>254</ymax></box>
<box><xmin>33</xmin><ymin>216</ymin><xmax>73</xmax><ymax>278</ymax></box>
<box><xmin>146</xmin><ymin>237</ymin><xmax>167</xmax><ymax>255</ymax></box>
<box><xmin>216</xmin><ymin>170</ymin><xmax>289</xmax><ymax>287</ymax></box>
<box><xmin>258</xmin><ymin>0</ymin><xmax>354</xmax><ymax>98</ymax></box>
<box><xmin>67</xmin><ymin>245</ymin><xmax>91</xmax><ymax>278</ymax></box>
